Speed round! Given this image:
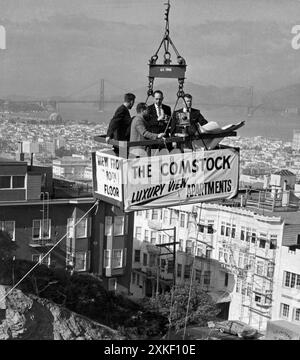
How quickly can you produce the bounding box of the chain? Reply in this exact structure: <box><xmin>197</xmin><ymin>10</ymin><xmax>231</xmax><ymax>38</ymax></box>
<box><xmin>148</xmin><ymin>0</ymin><xmax>185</xmax><ymax>66</ymax></box>
<box><xmin>177</xmin><ymin>79</ymin><xmax>185</xmax><ymax>98</ymax></box>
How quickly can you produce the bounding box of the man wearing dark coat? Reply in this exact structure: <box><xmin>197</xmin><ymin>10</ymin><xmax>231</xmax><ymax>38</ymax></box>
<box><xmin>170</xmin><ymin>93</ymin><xmax>208</xmax><ymax>136</ymax></box>
<box><xmin>147</xmin><ymin>90</ymin><xmax>172</xmax><ymax>134</ymax></box>
<box><xmin>106</xmin><ymin>93</ymin><xmax>136</xmax><ymax>142</ymax></box>
<box><xmin>106</xmin><ymin>93</ymin><xmax>135</xmax><ymax>155</ymax></box>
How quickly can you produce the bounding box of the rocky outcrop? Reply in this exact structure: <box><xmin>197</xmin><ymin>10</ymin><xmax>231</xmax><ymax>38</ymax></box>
<box><xmin>0</xmin><ymin>286</ymin><xmax>124</xmax><ymax>340</ymax></box>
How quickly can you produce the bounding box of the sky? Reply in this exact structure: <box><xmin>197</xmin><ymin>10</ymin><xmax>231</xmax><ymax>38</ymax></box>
<box><xmin>0</xmin><ymin>0</ymin><xmax>300</xmax><ymax>97</ymax></box>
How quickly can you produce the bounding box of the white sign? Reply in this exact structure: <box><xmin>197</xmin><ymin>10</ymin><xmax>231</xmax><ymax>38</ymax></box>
<box><xmin>94</xmin><ymin>151</ymin><xmax>123</xmax><ymax>202</ymax></box>
<box><xmin>123</xmin><ymin>148</ymin><xmax>239</xmax><ymax>211</ymax></box>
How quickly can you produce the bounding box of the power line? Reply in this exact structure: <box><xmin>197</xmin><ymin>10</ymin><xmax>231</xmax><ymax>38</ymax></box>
<box><xmin>0</xmin><ymin>200</ymin><xmax>99</xmax><ymax>304</ymax></box>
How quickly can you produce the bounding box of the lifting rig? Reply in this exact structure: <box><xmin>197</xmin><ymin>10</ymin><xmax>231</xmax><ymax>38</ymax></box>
<box><xmin>92</xmin><ymin>1</ymin><xmax>243</xmax><ymax>319</ymax></box>
<box><xmin>94</xmin><ymin>0</ymin><xmax>240</xmax><ymax>152</ymax></box>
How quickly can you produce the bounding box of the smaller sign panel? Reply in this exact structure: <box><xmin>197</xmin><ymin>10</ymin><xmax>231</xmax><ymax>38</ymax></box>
<box><xmin>94</xmin><ymin>151</ymin><xmax>123</xmax><ymax>204</ymax></box>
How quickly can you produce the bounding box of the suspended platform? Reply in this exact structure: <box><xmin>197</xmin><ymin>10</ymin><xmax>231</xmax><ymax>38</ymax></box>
<box><xmin>92</xmin><ymin>129</ymin><xmax>242</xmax><ymax>212</ymax></box>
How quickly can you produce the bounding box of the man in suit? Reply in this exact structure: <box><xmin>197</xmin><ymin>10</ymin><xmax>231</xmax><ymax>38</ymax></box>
<box><xmin>130</xmin><ymin>103</ymin><xmax>165</xmax><ymax>157</ymax></box>
<box><xmin>106</xmin><ymin>93</ymin><xmax>135</xmax><ymax>155</ymax></box>
<box><xmin>170</xmin><ymin>93</ymin><xmax>208</xmax><ymax>136</ymax></box>
<box><xmin>147</xmin><ymin>90</ymin><xmax>172</xmax><ymax>135</ymax></box>
<box><xmin>106</xmin><ymin>92</ymin><xmax>135</xmax><ymax>142</ymax></box>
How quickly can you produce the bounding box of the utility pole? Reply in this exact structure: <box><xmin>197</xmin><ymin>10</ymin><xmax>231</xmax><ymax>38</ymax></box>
<box><xmin>155</xmin><ymin>226</ymin><xmax>179</xmax><ymax>291</ymax></box>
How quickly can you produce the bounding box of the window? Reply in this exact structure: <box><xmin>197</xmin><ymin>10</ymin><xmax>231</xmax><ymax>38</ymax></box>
<box><xmin>246</xmin><ymin>229</ymin><xmax>251</xmax><ymax>242</ymax></box>
<box><xmin>152</xmin><ymin>209</ymin><xmax>159</xmax><ymax>220</ymax></box>
<box><xmin>225</xmin><ymin>273</ymin><xmax>229</xmax><ymax>287</ymax></box>
<box><xmin>224</xmin><ymin>252</ymin><xmax>229</xmax><ymax>263</ymax></box>
<box><xmin>281</xmin><ymin>303</ymin><xmax>290</xmax><ymax>319</ymax></box>
<box><xmin>163</xmin><ymin>235</ymin><xmax>167</xmax><ymax>244</ymax></box>
<box><xmin>225</xmin><ymin>224</ymin><xmax>230</xmax><ymax>237</ymax></box>
<box><xmin>32</xmin><ymin>253</ymin><xmax>51</xmax><ymax>266</ymax></box>
<box><xmin>177</xmin><ymin>263</ymin><xmax>182</xmax><ymax>277</ymax></box>
<box><xmin>219</xmin><ymin>250</ymin><xmax>223</xmax><ymax>261</ymax></box>
<box><xmin>294</xmin><ymin>308</ymin><xmax>300</xmax><ymax>322</ymax></box>
<box><xmin>259</xmin><ymin>239</ymin><xmax>266</xmax><ymax>248</ymax></box>
<box><xmin>149</xmin><ymin>254</ymin><xmax>156</xmax><ymax>267</ymax></box>
<box><xmin>112</xmin><ymin>249</ymin><xmax>123</xmax><ymax>269</ymax></box>
<box><xmin>161</xmin><ymin>258</ymin><xmax>166</xmax><ymax>270</ymax></box>
<box><xmin>114</xmin><ymin>216</ymin><xmax>124</xmax><ymax>236</ymax></box>
<box><xmin>136</xmin><ymin>274</ymin><xmax>140</xmax><ymax>286</ymax></box>
<box><xmin>135</xmin><ymin>227</ymin><xmax>142</xmax><ymax>240</ymax></box>
<box><xmin>184</xmin><ymin>265</ymin><xmax>191</xmax><ymax>279</ymax></box>
<box><xmin>259</xmin><ymin>233</ymin><xmax>267</xmax><ymax>248</ymax></box>
<box><xmin>207</xmin><ymin>220</ymin><xmax>214</xmax><ymax>234</ymax></box>
<box><xmin>251</xmin><ymin>232</ymin><xmax>256</xmax><ymax>244</ymax></box>
<box><xmin>76</xmin><ymin>218</ymin><xmax>89</xmax><ymax>238</ymax></box>
<box><xmin>144</xmin><ymin>230</ymin><xmax>149</xmax><ymax>242</ymax></box>
<box><xmin>0</xmin><ymin>176</ymin><xmax>11</xmax><ymax>189</ymax></box>
<box><xmin>167</xmin><ymin>260</ymin><xmax>174</xmax><ymax>274</ymax></box>
<box><xmin>105</xmin><ymin>216</ymin><xmax>112</xmax><ymax>236</ymax></box>
<box><xmin>284</xmin><ymin>271</ymin><xmax>291</xmax><ymax>287</ymax></box>
<box><xmin>297</xmin><ymin>275</ymin><xmax>300</xmax><ymax>289</ymax></box>
<box><xmin>270</xmin><ymin>235</ymin><xmax>277</xmax><ymax>250</ymax></box>
<box><xmin>75</xmin><ymin>251</ymin><xmax>88</xmax><ymax>271</ymax></box>
<box><xmin>256</xmin><ymin>261</ymin><xmax>264</xmax><ymax>276</ymax></box>
<box><xmin>32</xmin><ymin>219</ymin><xmax>51</xmax><ymax>239</ymax></box>
<box><xmin>0</xmin><ymin>175</ymin><xmax>25</xmax><ymax>189</ymax></box>
<box><xmin>13</xmin><ymin>176</ymin><xmax>25</xmax><ymax>189</ymax></box>
<box><xmin>231</xmin><ymin>225</ymin><xmax>236</xmax><ymax>238</ymax></box>
<box><xmin>146</xmin><ymin>210</ymin><xmax>151</xmax><ymax>219</ymax></box>
<box><xmin>104</xmin><ymin>250</ymin><xmax>111</xmax><ymax>268</ymax></box>
<box><xmin>186</xmin><ymin>240</ymin><xmax>193</xmax><ymax>254</ymax></box>
<box><xmin>143</xmin><ymin>253</ymin><xmax>148</xmax><ymax>266</ymax></box>
<box><xmin>255</xmin><ymin>294</ymin><xmax>261</xmax><ymax>303</ymax></box>
<box><xmin>207</xmin><ymin>224</ymin><xmax>214</xmax><ymax>234</ymax></box>
<box><xmin>206</xmin><ymin>249</ymin><xmax>212</xmax><ymax>259</ymax></box>
<box><xmin>195</xmin><ymin>269</ymin><xmax>201</xmax><ymax>282</ymax></box>
<box><xmin>221</xmin><ymin>223</ymin><xmax>225</xmax><ymax>236</ymax></box>
<box><xmin>291</xmin><ymin>273</ymin><xmax>297</xmax><ymax>288</ymax></box>
<box><xmin>199</xmin><ymin>224</ymin><xmax>205</xmax><ymax>233</ymax></box>
<box><xmin>0</xmin><ymin>221</ymin><xmax>15</xmax><ymax>241</ymax></box>
<box><xmin>180</xmin><ymin>214</ymin><xmax>185</xmax><ymax>227</ymax></box>
<box><xmin>150</xmin><ymin>231</ymin><xmax>156</xmax><ymax>244</ymax></box>
<box><xmin>134</xmin><ymin>250</ymin><xmax>141</xmax><ymax>263</ymax></box>
<box><xmin>240</xmin><ymin>228</ymin><xmax>245</xmax><ymax>241</ymax></box>
<box><xmin>283</xmin><ymin>271</ymin><xmax>300</xmax><ymax>289</ymax></box>
<box><xmin>203</xmin><ymin>271</ymin><xmax>211</xmax><ymax>285</ymax></box>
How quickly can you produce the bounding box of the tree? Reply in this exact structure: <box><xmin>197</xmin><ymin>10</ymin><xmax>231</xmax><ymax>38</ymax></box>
<box><xmin>143</xmin><ymin>283</ymin><xmax>220</xmax><ymax>332</ymax></box>
<box><xmin>0</xmin><ymin>230</ymin><xmax>18</xmax><ymax>261</ymax></box>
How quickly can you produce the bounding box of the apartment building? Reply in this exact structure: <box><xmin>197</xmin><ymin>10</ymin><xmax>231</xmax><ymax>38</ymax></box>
<box><xmin>130</xmin><ymin>207</ymin><xmax>235</xmax><ymax>318</ymax></box>
<box><xmin>0</xmin><ymin>158</ymin><xmax>133</xmax><ymax>295</ymax></box>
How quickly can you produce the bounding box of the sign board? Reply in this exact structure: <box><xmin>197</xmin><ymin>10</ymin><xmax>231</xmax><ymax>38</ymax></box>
<box><xmin>93</xmin><ymin>147</ymin><xmax>239</xmax><ymax>212</ymax></box>
<box><xmin>149</xmin><ymin>64</ymin><xmax>186</xmax><ymax>79</ymax></box>
<box><xmin>92</xmin><ymin>150</ymin><xmax>123</xmax><ymax>207</ymax></box>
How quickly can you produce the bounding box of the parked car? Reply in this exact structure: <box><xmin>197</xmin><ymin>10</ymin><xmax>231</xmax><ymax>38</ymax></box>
<box><xmin>211</xmin><ymin>320</ymin><xmax>260</xmax><ymax>339</ymax></box>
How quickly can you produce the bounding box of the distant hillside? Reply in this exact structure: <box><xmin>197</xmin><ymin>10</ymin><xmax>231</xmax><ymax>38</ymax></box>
<box><xmin>110</xmin><ymin>81</ymin><xmax>263</xmax><ymax>108</ymax></box>
<box><xmin>263</xmin><ymin>84</ymin><xmax>300</xmax><ymax>109</ymax></box>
